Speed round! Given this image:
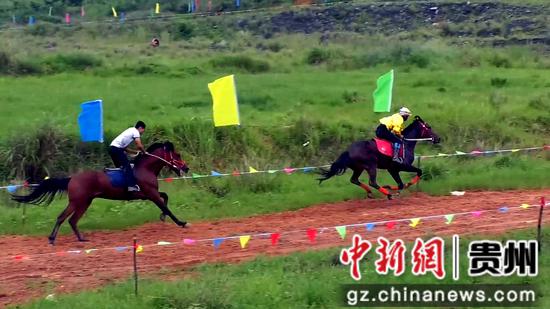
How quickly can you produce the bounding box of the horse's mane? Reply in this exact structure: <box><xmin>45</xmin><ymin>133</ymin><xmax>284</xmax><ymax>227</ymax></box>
<box><xmin>402</xmin><ymin>116</ymin><xmax>424</xmax><ymax>135</ymax></box>
<box><xmin>135</xmin><ymin>141</ymin><xmax>175</xmax><ymax>164</ymax></box>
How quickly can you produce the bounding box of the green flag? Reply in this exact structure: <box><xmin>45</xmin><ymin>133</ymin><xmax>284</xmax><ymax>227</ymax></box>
<box><xmin>373</xmin><ymin>70</ymin><xmax>394</xmax><ymax>113</ymax></box>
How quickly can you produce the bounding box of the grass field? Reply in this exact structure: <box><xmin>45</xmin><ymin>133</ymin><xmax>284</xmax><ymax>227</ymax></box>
<box><xmin>19</xmin><ymin>228</ymin><xmax>550</xmax><ymax>308</ymax></box>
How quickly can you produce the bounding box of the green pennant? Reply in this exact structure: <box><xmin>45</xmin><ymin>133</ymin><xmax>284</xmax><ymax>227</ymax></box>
<box><xmin>445</xmin><ymin>214</ymin><xmax>455</xmax><ymax>224</ymax></box>
<box><xmin>335</xmin><ymin>226</ymin><xmax>347</xmax><ymax>240</ymax></box>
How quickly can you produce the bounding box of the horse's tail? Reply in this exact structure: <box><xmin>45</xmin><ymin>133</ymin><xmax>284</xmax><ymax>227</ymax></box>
<box><xmin>11</xmin><ymin>177</ymin><xmax>71</xmax><ymax>206</ymax></box>
<box><xmin>318</xmin><ymin>151</ymin><xmax>350</xmax><ymax>184</ymax></box>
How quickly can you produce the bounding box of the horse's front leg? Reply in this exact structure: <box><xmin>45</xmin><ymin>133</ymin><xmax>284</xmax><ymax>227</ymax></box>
<box><xmin>147</xmin><ymin>191</ymin><xmax>187</xmax><ymax>228</ymax></box>
<box><xmin>159</xmin><ymin>192</ymin><xmax>168</xmax><ymax>222</ymax></box>
<box><xmin>385</xmin><ymin>168</ymin><xmax>405</xmax><ymax>195</ymax></box>
<box><xmin>399</xmin><ymin>165</ymin><xmax>422</xmax><ymax>189</ymax></box>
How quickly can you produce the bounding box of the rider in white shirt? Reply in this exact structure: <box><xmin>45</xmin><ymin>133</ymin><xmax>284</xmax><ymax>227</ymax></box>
<box><xmin>109</xmin><ymin>121</ymin><xmax>147</xmax><ymax>191</ymax></box>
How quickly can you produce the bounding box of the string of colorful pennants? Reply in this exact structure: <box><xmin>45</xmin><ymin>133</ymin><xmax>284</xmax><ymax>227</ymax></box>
<box><xmin>1</xmin><ymin>145</ymin><xmax>548</xmax><ymax>192</ymax></box>
<box><xmin>7</xmin><ymin>200</ymin><xmax>548</xmax><ymax>262</ymax></box>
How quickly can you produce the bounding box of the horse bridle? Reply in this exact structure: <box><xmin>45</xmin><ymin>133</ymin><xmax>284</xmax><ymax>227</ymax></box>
<box><xmin>144</xmin><ymin>148</ymin><xmax>186</xmax><ymax>171</ymax></box>
<box><xmin>403</xmin><ymin>121</ymin><xmax>434</xmax><ymax>142</ymax></box>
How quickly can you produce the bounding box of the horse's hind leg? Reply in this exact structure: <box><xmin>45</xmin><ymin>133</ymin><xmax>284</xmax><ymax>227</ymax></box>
<box><xmin>159</xmin><ymin>192</ymin><xmax>168</xmax><ymax>222</ymax></box>
<box><xmin>365</xmin><ymin>165</ymin><xmax>392</xmax><ymax>200</ymax></box>
<box><xmin>68</xmin><ymin>199</ymin><xmax>92</xmax><ymax>242</ymax></box>
<box><xmin>349</xmin><ymin>168</ymin><xmax>374</xmax><ymax>199</ymax></box>
<box><xmin>49</xmin><ymin>203</ymin><xmax>76</xmax><ymax>245</ymax></box>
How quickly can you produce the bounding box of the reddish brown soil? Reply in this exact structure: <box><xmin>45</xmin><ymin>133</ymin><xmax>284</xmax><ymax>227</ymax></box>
<box><xmin>0</xmin><ymin>190</ymin><xmax>548</xmax><ymax>307</ymax></box>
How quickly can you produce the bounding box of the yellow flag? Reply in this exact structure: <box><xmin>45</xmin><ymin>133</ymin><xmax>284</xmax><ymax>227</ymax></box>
<box><xmin>520</xmin><ymin>203</ymin><xmax>530</xmax><ymax>209</ymax></box>
<box><xmin>155</xmin><ymin>3</ymin><xmax>160</xmax><ymax>14</ymax></box>
<box><xmin>249</xmin><ymin>166</ymin><xmax>258</xmax><ymax>173</ymax></box>
<box><xmin>208</xmin><ymin>75</ymin><xmax>240</xmax><ymax>127</ymax></box>
<box><xmin>136</xmin><ymin>245</ymin><xmax>143</xmax><ymax>253</ymax></box>
<box><xmin>409</xmin><ymin>218</ymin><xmax>421</xmax><ymax>228</ymax></box>
<box><xmin>240</xmin><ymin>235</ymin><xmax>251</xmax><ymax>248</ymax></box>
<box><xmin>112</xmin><ymin>7</ymin><xmax>118</xmax><ymax>17</ymax></box>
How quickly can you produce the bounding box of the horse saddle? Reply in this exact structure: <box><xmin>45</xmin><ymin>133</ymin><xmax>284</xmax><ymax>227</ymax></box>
<box><xmin>104</xmin><ymin>168</ymin><xmax>128</xmax><ymax>188</ymax></box>
<box><xmin>374</xmin><ymin>138</ymin><xmax>404</xmax><ymax>157</ymax></box>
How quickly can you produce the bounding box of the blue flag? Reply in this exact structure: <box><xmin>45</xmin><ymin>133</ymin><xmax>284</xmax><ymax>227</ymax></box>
<box><xmin>78</xmin><ymin>100</ymin><xmax>103</xmax><ymax>142</ymax></box>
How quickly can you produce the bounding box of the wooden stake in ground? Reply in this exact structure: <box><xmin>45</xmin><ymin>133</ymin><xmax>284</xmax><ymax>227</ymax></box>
<box><xmin>133</xmin><ymin>237</ymin><xmax>138</xmax><ymax>296</ymax></box>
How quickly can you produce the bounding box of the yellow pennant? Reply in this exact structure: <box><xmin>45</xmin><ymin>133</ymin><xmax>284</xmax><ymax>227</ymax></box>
<box><xmin>155</xmin><ymin>3</ymin><xmax>160</xmax><ymax>14</ymax></box>
<box><xmin>136</xmin><ymin>245</ymin><xmax>143</xmax><ymax>253</ymax></box>
<box><xmin>520</xmin><ymin>204</ymin><xmax>530</xmax><ymax>209</ymax></box>
<box><xmin>240</xmin><ymin>235</ymin><xmax>251</xmax><ymax>248</ymax></box>
<box><xmin>249</xmin><ymin>166</ymin><xmax>258</xmax><ymax>173</ymax></box>
<box><xmin>111</xmin><ymin>7</ymin><xmax>117</xmax><ymax>17</ymax></box>
<box><xmin>409</xmin><ymin>218</ymin><xmax>421</xmax><ymax>228</ymax></box>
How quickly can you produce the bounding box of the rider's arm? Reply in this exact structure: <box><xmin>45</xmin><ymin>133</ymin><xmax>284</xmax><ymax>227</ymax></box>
<box><xmin>134</xmin><ymin>137</ymin><xmax>147</xmax><ymax>153</ymax></box>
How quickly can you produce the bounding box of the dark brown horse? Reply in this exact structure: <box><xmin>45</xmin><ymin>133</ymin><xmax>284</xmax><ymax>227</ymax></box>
<box><xmin>318</xmin><ymin>116</ymin><xmax>441</xmax><ymax>199</ymax></box>
<box><xmin>12</xmin><ymin>141</ymin><xmax>189</xmax><ymax>244</ymax></box>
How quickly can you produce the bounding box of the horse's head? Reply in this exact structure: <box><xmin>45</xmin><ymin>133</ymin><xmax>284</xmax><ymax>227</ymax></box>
<box><xmin>147</xmin><ymin>141</ymin><xmax>190</xmax><ymax>176</ymax></box>
<box><xmin>413</xmin><ymin>116</ymin><xmax>441</xmax><ymax>144</ymax></box>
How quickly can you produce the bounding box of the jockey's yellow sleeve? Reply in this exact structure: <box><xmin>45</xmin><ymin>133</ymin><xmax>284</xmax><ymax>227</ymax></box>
<box><xmin>379</xmin><ymin>113</ymin><xmax>405</xmax><ymax>135</ymax></box>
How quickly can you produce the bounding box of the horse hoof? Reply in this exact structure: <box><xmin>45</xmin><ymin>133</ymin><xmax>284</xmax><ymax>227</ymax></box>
<box><xmin>48</xmin><ymin>239</ymin><xmax>55</xmax><ymax>246</ymax></box>
<box><xmin>181</xmin><ymin>222</ymin><xmax>190</xmax><ymax>228</ymax></box>
<box><xmin>387</xmin><ymin>194</ymin><xmax>393</xmax><ymax>200</ymax></box>
<box><xmin>160</xmin><ymin>213</ymin><xmax>166</xmax><ymax>222</ymax></box>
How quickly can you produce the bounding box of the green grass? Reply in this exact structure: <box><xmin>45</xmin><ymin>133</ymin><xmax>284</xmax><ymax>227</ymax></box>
<box><xmin>18</xmin><ymin>227</ymin><xmax>550</xmax><ymax>308</ymax></box>
<box><xmin>1</xmin><ymin>154</ymin><xmax>548</xmax><ymax>236</ymax></box>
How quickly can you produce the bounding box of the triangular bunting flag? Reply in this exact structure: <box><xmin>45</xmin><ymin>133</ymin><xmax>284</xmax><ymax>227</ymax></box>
<box><xmin>249</xmin><ymin>166</ymin><xmax>258</xmax><ymax>173</ymax></box>
<box><xmin>183</xmin><ymin>239</ymin><xmax>196</xmax><ymax>245</ymax></box>
<box><xmin>135</xmin><ymin>245</ymin><xmax>143</xmax><ymax>253</ymax></box>
<box><xmin>386</xmin><ymin>221</ymin><xmax>396</xmax><ymax>229</ymax></box>
<box><xmin>164</xmin><ymin>178</ymin><xmax>174</xmax><ymax>183</ymax></box>
<box><xmin>115</xmin><ymin>246</ymin><xmax>127</xmax><ymax>252</ymax></box>
<box><xmin>6</xmin><ymin>185</ymin><xmax>17</xmax><ymax>193</ymax></box>
<box><xmin>366</xmin><ymin>223</ymin><xmax>375</xmax><ymax>231</ymax></box>
<box><xmin>437</xmin><ymin>153</ymin><xmax>448</xmax><ymax>157</ymax></box>
<box><xmin>303</xmin><ymin>167</ymin><xmax>314</xmax><ymax>173</ymax></box>
<box><xmin>68</xmin><ymin>250</ymin><xmax>81</xmax><ymax>254</ymax></box>
<box><xmin>85</xmin><ymin>249</ymin><xmax>97</xmax><ymax>254</ymax></box>
<box><xmin>157</xmin><ymin>241</ymin><xmax>172</xmax><ymax>246</ymax></box>
<box><xmin>307</xmin><ymin>228</ymin><xmax>317</xmax><ymax>243</ymax></box>
<box><xmin>520</xmin><ymin>204</ymin><xmax>530</xmax><ymax>209</ymax></box>
<box><xmin>192</xmin><ymin>173</ymin><xmax>202</xmax><ymax>178</ymax></box>
<box><xmin>213</xmin><ymin>238</ymin><xmax>224</xmax><ymax>249</ymax></box>
<box><xmin>445</xmin><ymin>214</ymin><xmax>454</xmax><ymax>224</ymax></box>
<box><xmin>271</xmin><ymin>233</ymin><xmax>280</xmax><ymax>245</ymax></box>
<box><xmin>211</xmin><ymin>171</ymin><xmax>222</xmax><ymax>176</ymax></box>
<box><xmin>455</xmin><ymin>151</ymin><xmax>466</xmax><ymax>155</ymax></box>
<box><xmin>472</xmin><ymin>211</ymin><xmax>482</xmax><ymax>217</ymax></box>
<box><xmin>409</xmin><ymin>218</ymin><xmax>420</xmax><ymax>228</ymax></box>
<box><xmin>335</xmin><ymin>226</ymin><xmax>347</xmax><ymax>240</ymax></box>
<box><xmin>499</xmin><ymin>207</ymin><xmax>509</xmax><ymax>213</ymax></box>
<box><xmin>511</xmin><ymin>149</ymin><xmax>520</xmax><ymax>152</ymax></box>
<box><xmin>232</xmin><ymin>170</ymin><xmax>240</xmax><ymax>176</ymax></box>
<box><xmin>239</xmin><ymin>235</ymin><xmax>251</xmax><ymax>248</ymax></box>
<box><xmin>268</xmin><ymin>169</ymin><xmax>278</xmax><ymax>174</ymax></box>
<box><xmin>283</xmin><ymin>167</ymin><xmax>295</xmax><ymax>174</ymax></box>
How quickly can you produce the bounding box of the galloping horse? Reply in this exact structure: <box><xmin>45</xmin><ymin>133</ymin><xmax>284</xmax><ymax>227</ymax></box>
<box><xmin>12</xmin><ymin>141</ymin><xmax>189</xmax><ymax>244</ymax></box>
<box><xmin>318</xmin><ymin>116</ymin><xmax>441</xmax><ymax>199</ymax></box>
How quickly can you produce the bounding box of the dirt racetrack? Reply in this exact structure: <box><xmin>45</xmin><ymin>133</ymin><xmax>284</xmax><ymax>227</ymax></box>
<box><xmin>0</xmin><ymin>189</ymin><xmax>548</xmax><ymax>307</ymax></box>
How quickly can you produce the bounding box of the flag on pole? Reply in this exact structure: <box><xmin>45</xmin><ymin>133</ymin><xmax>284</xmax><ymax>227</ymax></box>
<box><xmin>49</xmin><ymin>7</ymin><xmax>52</xmax><ymax>16</ymax></box>
<box><xmin>81</xmin><ymin>6</ymin><xmax>85</xmax><ymax>17</ymax></box>
<box><xmin>78</xmin><ymin>100</ymin><xmax>103</xmax><ymax>142</ymax></box>
<box><xmin>65</xmin><ymin>13</ymin><xmax>71</xmax><ymax>24</ymax></box>
<box><xmin>112</xmin><ymin>7</ymin><xmax>118</xmax><ymax>17</ymax></box>
<box><xmin>208</xmin><ymin>75</ymin><xmax>240</xmax><ymax>127</ymax></box>
<box><xmin>373</xmin><ymin>69</ymin><xmax>394</xmax><ymax>113</ymax></box>
<box><xmin>155</xmin><ymin>3</ymin><xmax>160</xmax><ymax>14</ymax></box>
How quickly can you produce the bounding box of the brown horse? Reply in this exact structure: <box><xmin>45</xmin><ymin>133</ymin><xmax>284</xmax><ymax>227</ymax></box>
<box><xmin>318</xmin><ymin>116</ymin><xmax>441</xmax><ymax>199</ymax></box>
<box><xmin>12</xmin><ymin>141</ymin><xmax>189</xmax><ymax>244</ymax></box>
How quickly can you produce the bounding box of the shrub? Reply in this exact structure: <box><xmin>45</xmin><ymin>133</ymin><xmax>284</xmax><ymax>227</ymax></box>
<box><xmin>306</xmin><ymin>48</ymin><xmax>331</xmax><ymax>65</ymax></box>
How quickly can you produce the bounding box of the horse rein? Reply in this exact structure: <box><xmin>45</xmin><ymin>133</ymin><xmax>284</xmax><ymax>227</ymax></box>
<box><xmin>143</xmin><ymin>152</ymin><xmax>181</xmax><ymax>170</ymax></box>
<box><xmin>403</xmin><ymin>121</ymin><xmax>434</xmax><ymax>142</ymax></box>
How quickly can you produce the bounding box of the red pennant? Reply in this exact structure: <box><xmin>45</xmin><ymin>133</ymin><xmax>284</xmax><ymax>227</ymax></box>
<box><xmin>164</xmin><ymin>178</ymin><xmax>174</xmax><ymax>183</ymax></box>
<box><xmin>232</xmin><ymin>170</ymin><xmax>241</xmax><ymax>176</ymax></box>
<box><xmin>283</xmin><ymin>167</ymin><xmax>295</xmax><ymax>174</ymax></box>
<box><xmin>307</xmin><ymin>228</ymin><xmax>317</xmax><ymax>243</ymax></box>
<box><xmin>14</xmin><ymin>255</ymin><xmax>25</xmax><ymax>260</ymax></box>
<box><xmin>386</xmin><ymin>221</ymin><xmax>396</xmax><ymax>230</ymax></box>
<box><xmin>544</xmin><ymin>145</ymin><xmax>550</xmax><ymax>150</ymax></box>
<box><xmin>55</xmin><ymin>251</ymin><xmax>66</xmax><ymax>256</ymax></box>
<box><xmin>23</xmin><ymin>181</ymin><xmax>29</xmax><ymax>188</ymax></box>
<box><xmin>271</xmin><ymin>233</ymin><xmax>280</xmax><ymax>245</ymax></box>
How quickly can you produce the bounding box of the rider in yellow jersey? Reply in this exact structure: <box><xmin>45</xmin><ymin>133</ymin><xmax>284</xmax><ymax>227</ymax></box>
<box><xmin>376</xmin><ymin>107</ymin><xmax>412</xmax><ymax>164</ymax></box>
